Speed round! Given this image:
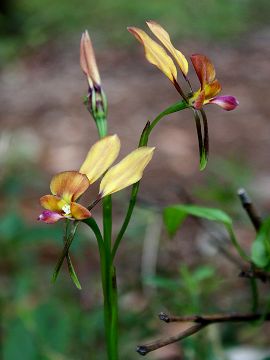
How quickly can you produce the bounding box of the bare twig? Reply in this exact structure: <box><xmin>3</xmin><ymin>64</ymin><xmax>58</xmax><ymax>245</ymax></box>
<box><xmin>239</xmin><ymin>267</ymin><xmax>270</xmax><ymax>283</ymax></box>
<box><xmin>237</xmin><ymin>188</ymin><xmax>269</xmax><ymax>286</ymax></box>
<box><xmin>159</xmin><ymin>312</ymin><xmax>270</xmax><ymax>324</ymax></box>
<box><xmin>238</xmin><ymin>188</ymin><xmax>261</xmax><ymax>231</ymax></box>
<box><xmin>136</xmin><ymin>323</ymin><xmax>205</xmax><ymax>356</ymax></box>
<box><xmin>136</xmin><ymin>312</ymin><xmax>270</xmax><ymax>356</ymax></box>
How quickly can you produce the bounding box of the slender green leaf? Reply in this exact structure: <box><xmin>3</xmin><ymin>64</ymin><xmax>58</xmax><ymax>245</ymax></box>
<box><xmin>163</xmin><ymin>207</ymin><xmax>187</xmax><ymax>237</ymax></box>
<box><xmin>163</xmin><ymin>204</ymin><xmax>249</xmax><ymax>261</ymax></box>
<box><xmin>51</xmin><ymin>221</ymin><xmax>79</xmax><ymax>284</ymax></box>
<box><xmin>67</xmin><ymin>255</ymin><xmax>82</xmax><ymax>290</ymax></box>
<box><xmin>164</xmin><ymin>204</ymin><xmax>232</xmax><ymax>237</ymax></box>
<box><xmin>251</xmin><ymin>217</ymin><xmax>270</xmax><ymax>269</ymax></box>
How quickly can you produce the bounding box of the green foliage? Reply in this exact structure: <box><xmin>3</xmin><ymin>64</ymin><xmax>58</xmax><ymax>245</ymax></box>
<box><xmin>251</xmin><ymin>217</ymin><xmax>270</xmax><ymax>269</ymax></box>
<box><xmin>194</xmin><ymin>157</ymin><xmax>252</xmax><ymax>216</ymax></box>
<box><xmin>148</xmin><ymin>264</ymin><xmax>218</xmax><ymax>313</ymax></box>
<box><xmin>164</xmin><ymin>204</ymin><xmax>232</xmax><ymax>237</ymax></box>
<box><xmin>147</xmin><ymin>265</ymin><xmax>224</xmax><ymax>359</ymax></box>
<box><xmin>163</xmin><ymin>204</ymin><xmax>249</xmax><ymax>261</ymax></box>
<box><xmin>1</xmin><ymin>0</ymin><xmax>270</xmax><ymax>64</ymax></box>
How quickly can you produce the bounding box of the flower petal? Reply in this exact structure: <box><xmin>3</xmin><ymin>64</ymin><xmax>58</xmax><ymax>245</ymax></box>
<box><xmin>191</xmin><ymin>90</ymin><xmax>205</xmax><ymax>110</ymax></box>
<box><xmin>80</xmin><ymin>135</ymin><xmax>121</xmax><ymax>184</ymax></box>
<box><xmin>191</xmin><ymin>54</ymin><xmax>216</xmax><ymax>89</ymax></box>
<box><xmin>40</xmin><ymin>194</ymin><xmax>64</xmax><ymax>211</ymax></box>
<box><xmin>80</xmin><ymin>30</ymin><xmax>101</xmax><ymax>87</ymax></box>
<box><xmin>38</xmin><ymin>210</ymin><xmax>64</xmax><ymax>224</ymax></box>
<box><xmin>70</xmin><ymin>202</ymin><xmax>91</xmax><ymax>220</ymax></box>
<box><xmin>50</xmin><ymin>171</ymin><xmax>89</xmax><ymax>203</ymax></box>
<box><xmin>146</xmin><ymin>20</ymin><xmax>188</xmax><ymax>76</ymax></box>
<box><xmin>204</xmin><ymin>79</ymin><xmax>221</xmax><ymax>99</ymax></box>
<box><xmin>208</xmin><ymin>95</ymin><xmax>239</xmax><ymax>111</ymax></box>
<box><xmin>128</xmin><ymin>26</ymin><xmax>177</xmax><ymax>83</ymax></box>
<box><xmin>99</xmin><ymin>147</ymin><xmax>155</xmax><ymax>197</ymax></box>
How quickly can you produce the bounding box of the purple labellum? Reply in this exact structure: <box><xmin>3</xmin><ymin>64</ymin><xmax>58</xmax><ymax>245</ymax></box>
<box><xmin>38</xmin><ymin>210</ymin><xmax>64</xmax><ymax>224</ymax></box>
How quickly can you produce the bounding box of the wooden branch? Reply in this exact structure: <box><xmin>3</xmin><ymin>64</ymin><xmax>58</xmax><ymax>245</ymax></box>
<box><xmin>159</xmin><ymin>312</ymin><xmax>270</xmax><ymax>324</ymax></box>
<box><xmin>136</xmin><ymin>312</ymin><xmax>270</xmax><ymax>356</ymax></box>
<box><xmin>238</xmin><ymin>188</ymin><xmax>261</xmax><ymax>231</ymax></box>
<box><xmin>136</xmin><ymin>323</ymin><xmax>205</xmax><ymax>356</ymax></box>
<box><xmin>237</xmin><ymin>188</ymin><xmax>270</xmax><ymax>282</ymax></box>
<box><xmin>239</xmin><ymin>267</ymin><xmax>270</xmax><ymax>283</ymax></box>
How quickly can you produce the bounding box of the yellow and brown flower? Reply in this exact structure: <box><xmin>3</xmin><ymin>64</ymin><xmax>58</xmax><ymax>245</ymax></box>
<box><xmin>38</xmin><ymin>135</ymin><xmax>154</xmax><ymax>223</ymax></box>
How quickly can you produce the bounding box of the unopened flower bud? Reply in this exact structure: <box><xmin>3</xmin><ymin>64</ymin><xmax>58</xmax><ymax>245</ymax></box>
<box><xmin>80</xmin><ymin>30</ymin><xmax>107</xmax><ymax>136</ymax></box>
<box><xmin>80</xmin><ymin>30</ymin><xmax>101</xmax><ymax>89</ymax></box>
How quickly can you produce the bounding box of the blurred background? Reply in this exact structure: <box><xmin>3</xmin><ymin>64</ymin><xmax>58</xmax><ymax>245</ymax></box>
<box><xmin>1</xmin><ymin>0</ymin><xmax>270</xmax><ymax>359</ymax></box>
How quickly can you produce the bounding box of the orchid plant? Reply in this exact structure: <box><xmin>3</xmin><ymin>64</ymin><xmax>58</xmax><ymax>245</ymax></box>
<box><xmin>39</xmin><ymin>22</ymin><xmax>240</xmax><ymax>359</ymax></box>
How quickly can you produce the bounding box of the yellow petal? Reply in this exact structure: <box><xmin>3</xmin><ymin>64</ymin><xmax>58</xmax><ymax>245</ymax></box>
<box><xmin>50</xmin><ymin>171</ymin><xmax>89</xmax><ymax>203</ymax></box>
<box><xmin>40</xmin><ymin>195</ymin><xmax>64</xmax><ymax>212</ymax></box>
<box><xmin>99</xmin><ymin>147</ymin><xmax>155</xmax><ymax>197</ymax></box>
<box><xmin>128</xmin><ymin>27</ymin><xmax>177</xmax><ymax>83</ymax></box>
<box><xmin>80</xmin><ymin>30</ymin><xmax>101</xmax><ymax>86</ymax></box>
<box><xmin>70</xmin><ymin>202</ymin><xmax>91</xmax><ymax>220</ymax></box>
<box><xmin>204</xmin><ymin>79</ymin><xmax>221</xmax><ymax>100</ymax></box>
<box><xmin>80</xmin><ymin>135</ymin><xmax>121</xmax><ymax>184</ymax></box>
<box><xmin>146</xmin><ymin>21</ymin><xmax>188</xmax><ymax>76</ymax></box>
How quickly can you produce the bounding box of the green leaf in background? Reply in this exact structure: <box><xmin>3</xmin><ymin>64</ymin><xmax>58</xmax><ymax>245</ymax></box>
<box><xmin>4</xmin><ymin>319</ymin><xmax>38</xmax><ymax>360</ymax></box>
<box><xmin>163</xmin><ymin>206</ymin><xmax>187</xmax><ymax>237</ymax></box>
<box><xmin>163</xmin><ymin>204</ymin><xmax>249</xmax><ymax>261</ymax></box>
<box><xmin>163</xmin><ymin>204</ymin><xmax>232</xmax><ymax>237</ymax></box>
<box><xmin>251</xmin><ymin>217</ymin><xmax>270</xmax><ymax>269</ymax></box>
<box><xmin>34</xmin><ymin>302</ymin><xmax>72</xmax><ymax>354</ymax></box>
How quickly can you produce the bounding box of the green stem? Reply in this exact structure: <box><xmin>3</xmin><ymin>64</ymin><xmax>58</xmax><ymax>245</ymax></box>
<box><xmin>250</xmin><ymin>276</ymin><xmax>259</xmax><ymax>313</ymax></box>
<box><xmin>112</xmin><ymin>183</ymin><xmax>139</xmax><ymax>260</ymax></box>
<box><xmin>96</xmin><ymin>114</ymin><xmax>107</xmax><ymax>138</ymax></box>
<box><xmin>110</xmin><ymin>266</ymin><xmax>118</xmax><ymax>359</ymax></box>
<box><xmin>112</xmin><ymin>101</ymin><xmax>189</xmax><ymax>260</ymax></box>
<box><xmin>83</xmin><ymin>218</ymin><xmax>111</xmax><ymax>358</ymax></box>
<box><xmin>95</xmin><ymin>111</ymin><xmax>119</xmax><ymax>360</ymax></box>
<box><xmin>227</xmin><ymin>226</ymin><xmax>250</xmax><ymax>262</ymax></box>
<box><xmin>148</xmin><ymin>100</ymin><xmax>189</xmax><ymax>138</ymax></box>
<box><xmin>103</xmin><ymin>196</ymin><xmax>112</xmax><ymax>251</ymax></box>
<box><xmin>103</xmin><ymin>194</ymin><xmax>119</xmax><ymax>359</ymax></box>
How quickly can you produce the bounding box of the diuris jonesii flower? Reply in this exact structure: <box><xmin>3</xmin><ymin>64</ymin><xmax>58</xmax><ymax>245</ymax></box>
<box><xmin>38</xmin><ymin>171</ymin><xmax>91</xmax><ymax>223</ymax></box>
<box><xmin>188</xmin><ymin>54</ymin><xmax>239</xmax><ymax>111</ymax></box>
<box><xmin>38</xmin><ymin>135</ymin><xmax>154</xmax><ymax>224</ymax></box>
<box><xmin>128</xmin><ymin>21</ymin><xmax>238</xmax><ymax>111</ymax></box>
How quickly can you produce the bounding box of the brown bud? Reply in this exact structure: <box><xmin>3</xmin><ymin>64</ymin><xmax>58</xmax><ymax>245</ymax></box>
<box><xmin>80</xmin><ymin>30</ymin><xmax>101</xmax><ymax>88</ymax></box>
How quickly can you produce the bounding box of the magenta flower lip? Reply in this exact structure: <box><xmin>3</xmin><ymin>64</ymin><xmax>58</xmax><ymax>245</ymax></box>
<box><xmin>209</xmin><ymin>95</ymin><xmax>239</xmax><ymax>111</ymax></box>
<box><xmin>38</xmin><ymin>210</ymin><xmax>64</xmax><ymax>224</ymax></box>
